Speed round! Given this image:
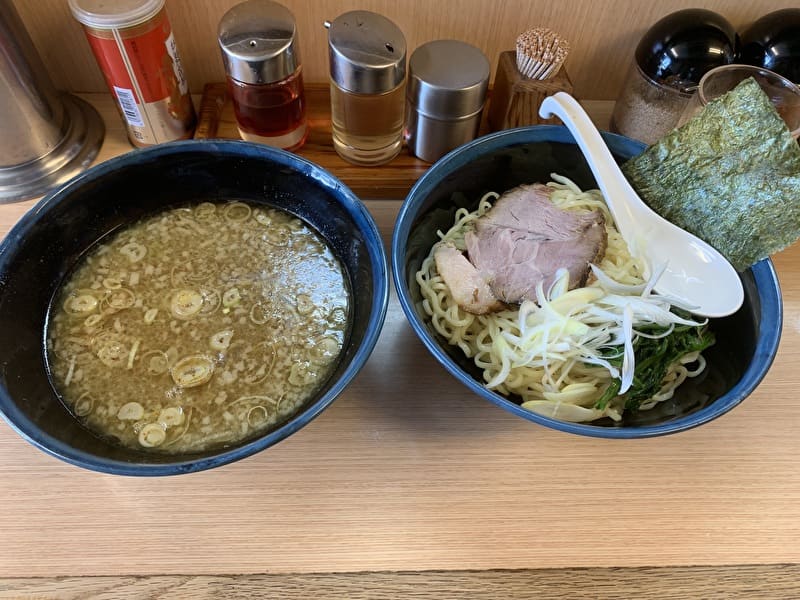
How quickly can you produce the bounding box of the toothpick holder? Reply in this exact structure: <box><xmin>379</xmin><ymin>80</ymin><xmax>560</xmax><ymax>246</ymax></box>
<box><xmin>488</xmin><ymin>51</ymin><xmax>574</xmax><ymax>131</ymax></box>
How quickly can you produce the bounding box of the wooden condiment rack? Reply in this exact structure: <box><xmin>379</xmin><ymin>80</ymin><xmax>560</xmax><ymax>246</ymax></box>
<box><xmin>195</xmin><ymin>83</ymin><xmax>431</xmax><ymax>200</ymax></box>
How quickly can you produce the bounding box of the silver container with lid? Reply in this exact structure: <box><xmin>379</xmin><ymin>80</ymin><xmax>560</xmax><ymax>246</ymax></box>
<box><xmin>325</xmin><ymin>10</ymin><xmax>407</xmax><ymax>165</ymax></box>
<box><xmin>218</xmin><ymin>0</ymin><xmax>300</xmax><ymax>84</ymax></box>
<box><xmin>218</xmin><ymin>0</ymin><xmax>307</xmax><ymax>150</ymax></box>
<box><xmin>326</xmin><ymin>10</ymin><xmax>406</xmax><ymax>93</ymax></box>
<box><xmin>405</xmin><ymin>40</ymin><xmax>490</xmax><ymax>163</ymax></box>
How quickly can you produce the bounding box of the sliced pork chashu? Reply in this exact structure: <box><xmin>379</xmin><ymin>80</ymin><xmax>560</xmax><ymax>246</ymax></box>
<box><xmin>465</xmin><ymin>183</ymin><xmax>607</xmax><ymax>305</ymax></box>
<box><xmin>434</xmin><ymin>243</ymin><xmax>503</xmax><ymax>315</ymax></box>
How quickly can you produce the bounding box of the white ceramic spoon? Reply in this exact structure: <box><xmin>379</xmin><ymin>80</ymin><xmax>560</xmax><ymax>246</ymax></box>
<box><xmin>539</xmin><ymin>92</ymin><xmax>744</xmax><ymax>318</ymax></box>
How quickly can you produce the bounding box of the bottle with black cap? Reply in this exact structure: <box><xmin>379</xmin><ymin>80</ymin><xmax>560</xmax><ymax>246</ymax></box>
<box><xmin>740</xmin><ymin>8</ymin><xmax>800</xmax><ymax>85</ymax></box>
<box><xmin>610</xmin><ymin>9</ymin><xmax>738</xmax><ymax>145</ymax></box>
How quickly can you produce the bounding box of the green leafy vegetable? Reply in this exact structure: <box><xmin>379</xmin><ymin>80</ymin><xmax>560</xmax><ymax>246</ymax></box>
<box><xmin>622</xmin><ymin>77</ymin><xmax>800</xmax><ymax>271</ymax></box>
<box><xmin>595</xmin><ymin>321</ymin><xmax>716</xmax><ymax>411</ymax></box>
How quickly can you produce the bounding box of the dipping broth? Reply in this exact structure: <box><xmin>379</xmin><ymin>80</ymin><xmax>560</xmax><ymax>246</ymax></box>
<box><xmin>46</xmin><ymin>201</ymin><xmax>350</xmax><ymax>453</ymax></box>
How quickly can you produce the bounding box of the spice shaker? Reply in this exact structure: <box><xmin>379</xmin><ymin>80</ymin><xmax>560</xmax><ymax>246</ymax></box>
<box><xmin>325</xmin><ymin>11</ymin><xmax>406</xmax><ymax>166</ymax></box>
<box><xmin>218</xmin><ymin>0</ymin><xmax>307</xmax><ymax>151</ymax></box>
<box><xmin>610</xmin><ymin>9</ymin><xmax>737</xmax><ymax>145</ymax></box>
<box><xmin>405</xmin><ymin>40</ymin><xmax>490</xmax><ymax>163</ymax></box>
<box><xmin>69</xmin><ymin>0</ymin><xmax>196</xmax><ymax>147</ymax></box>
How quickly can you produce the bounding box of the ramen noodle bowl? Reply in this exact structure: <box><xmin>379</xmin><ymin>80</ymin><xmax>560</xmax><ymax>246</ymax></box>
<box><xmin>415</xmin><ymin>175</ymin><xmax>714</xmax><ymax>423</ymax></box>
<box><xmin>46</xmin><ymin>201</ymin><xmax>351</xmax><ymax>454</ymax></box>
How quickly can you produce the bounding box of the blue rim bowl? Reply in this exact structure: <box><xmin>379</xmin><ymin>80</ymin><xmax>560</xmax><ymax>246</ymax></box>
<box><xmin>392</xmin><ymin>126</ymin><xmax>782</xmax><ymax>438</ymax></box>
<box><xmin>0</xmin><ymin>140</ymin><xmax>388</xmax><ymax>474</ymax></box>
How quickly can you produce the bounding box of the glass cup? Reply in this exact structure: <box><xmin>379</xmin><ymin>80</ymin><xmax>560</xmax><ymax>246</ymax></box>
<box><xmin>677</xmin><ymin>64</ymin><xmax>800</xmax><ymax>137</ymax></box>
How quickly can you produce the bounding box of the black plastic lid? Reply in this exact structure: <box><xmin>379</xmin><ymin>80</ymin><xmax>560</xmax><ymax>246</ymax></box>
<box><xmin>635</xmin><ymin>9</ymin><xmax>738</xmax><ymax>89</ymax></box>
<box><xmin>740</xmin><ymin>9</ymin><xmax>800</xmax><ymax>84</ymax></box>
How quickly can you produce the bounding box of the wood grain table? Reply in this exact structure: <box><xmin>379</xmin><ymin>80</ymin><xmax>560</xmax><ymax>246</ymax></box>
<box><xmin>0</xmin><ymin>90</ymin><xmax>798</xmax><ymax>599</ymax></box>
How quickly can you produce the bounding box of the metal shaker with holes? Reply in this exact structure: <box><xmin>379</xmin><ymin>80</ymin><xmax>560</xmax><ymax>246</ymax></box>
<box><xmin>325</xmin><ymin>11</ymin><xmax>406</xmax><ymax>166</ymax></box>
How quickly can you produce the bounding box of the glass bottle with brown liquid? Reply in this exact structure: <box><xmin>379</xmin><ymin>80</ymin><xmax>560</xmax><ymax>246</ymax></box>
<box><xmin>218</xmin><ymin>0</ymin><xmax>307</xmax><ymax>151</ymax></box>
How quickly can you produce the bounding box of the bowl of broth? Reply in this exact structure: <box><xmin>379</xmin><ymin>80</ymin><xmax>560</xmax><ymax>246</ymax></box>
<box><xmin>0</xmin><ymin>140</ymin><xmax>388</xmax><ymax>474</ymax></box>
<box><xmin>392</xmin><ymin>126</ymin><xmax>782</xmax><ymax>437</ymax></box>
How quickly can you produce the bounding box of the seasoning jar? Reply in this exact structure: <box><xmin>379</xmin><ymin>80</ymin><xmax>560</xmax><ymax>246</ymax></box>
<box><xmin>69</xmin><ymin>0</ymin><xmax>196</xmax><ymax>147</ymax></box>
<box><xmin>325</xmin><ymin>11</ymin><xmax>406</xmax><ymax>166</ymax></box>
<box><xmin>405</xmin><ymin>40</ymin><xmax>489</xmax><ymax>163</ymax></box>
<box><xmin>218</xmin><ymin>0</ymin><xmax>307</xmax><ymax>151</ymax></box>
<box><xmin>610</xmin><ymin>9</ymin><xmax>737</xmax><ymax>145</ymax></box>
<box><xmin>740</xmin><ymin>9</ymin><xmax>800</xmax><ymax>85</ymax></box>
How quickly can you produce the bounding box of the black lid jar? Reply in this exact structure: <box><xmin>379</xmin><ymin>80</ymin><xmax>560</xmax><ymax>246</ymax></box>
<box><xmin>611</xmin><ymin>9</ymin><xmax>738</xmax><ymax>145</ymax></box>
<box><xmin>740</xmin><ymin>9</ymin><xmax>800</xmax><ymax>85</ymax></box>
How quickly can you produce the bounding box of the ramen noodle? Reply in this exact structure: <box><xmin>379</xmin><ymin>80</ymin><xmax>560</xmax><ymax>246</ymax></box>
<box><xmin>416</xmin><ymin>175</ymin><xmax>712</xmax><ymax>423</ymax></box>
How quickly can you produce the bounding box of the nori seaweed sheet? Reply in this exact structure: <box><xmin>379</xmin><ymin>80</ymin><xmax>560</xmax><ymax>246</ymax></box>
<box><xmin>622</xmin><ymin>77</ymin><xmax>800</xmax><ymax>271</ymax></box>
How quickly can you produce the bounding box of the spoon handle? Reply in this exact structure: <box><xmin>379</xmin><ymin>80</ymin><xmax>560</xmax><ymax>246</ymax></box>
<box><xmin>539</xmin><ymin>93</ymin><xmax>644</xmax><ymax>244</ymax></box>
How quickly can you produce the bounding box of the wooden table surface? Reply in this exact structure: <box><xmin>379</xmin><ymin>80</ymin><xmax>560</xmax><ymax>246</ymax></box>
<box><xmin>1</xmin><ymin>91</ymin><xmax>799</xmax><ymax>599</ymax></box>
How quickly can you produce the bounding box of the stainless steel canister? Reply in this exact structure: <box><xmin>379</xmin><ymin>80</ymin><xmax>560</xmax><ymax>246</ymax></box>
<box><xmin>405</xmin><ymin>40</ymin><xmax>490</xmax><ymax>163</ymax></box>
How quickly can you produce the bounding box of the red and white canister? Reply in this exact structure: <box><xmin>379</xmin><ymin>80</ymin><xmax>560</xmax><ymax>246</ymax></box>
<box><xmin>69</xmin><ymin>0</ymin><xmax>196</xmax><ymax>147</ymax></box>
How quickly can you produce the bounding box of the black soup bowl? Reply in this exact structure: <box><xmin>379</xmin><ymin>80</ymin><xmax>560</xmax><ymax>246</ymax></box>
<box><xmin>0</xmin><ymin>140</ymin><xmax>388</xmax><ymax>474</ymax></box>
<box><xmin>392</xmin><ymin>126</ymin><xmax>782</xmax><ymax>438</ymax></box>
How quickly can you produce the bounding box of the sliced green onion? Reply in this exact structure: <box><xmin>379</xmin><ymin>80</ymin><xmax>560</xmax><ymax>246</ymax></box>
<box><xmin>138</xmin><ymin>423</ymin><xmax>166</xmax><ymax>447</ymax></box>
<box><xmin>163</xmin><ymin>407</ymin><xmax>193</xmax><ymax>447</ymax></box>
<box><xmin>170</xmin><ymin>354</ymin><xmax>214</xmax><ymax>388</ymax></box>
<box><xmin>64</xmin><ymin>293</ymin><xmax>98</xmax><ymax>315</ymax></box>
<box><xmin>120</xmin><ymin>242</ymin><xmax>146</xmax><ymax>263</ymax></box>
<box><xmin>142</xmin><ymin>350</ymin><xmax>169</xmax><ymax>375</ymax></box>
<box><xmin>102</xmin><ymin>277</ymin><xmax>122</xmax><ymax>290</ymax></box>
<box><xmin>64</xmin><ymin>356</ymin><xmax>77</xmax><ymax>386</ymax></box>
<box><xmin>198</xmin><ymin>287</ymin><xmax>221</xmax><ymax>315</ymax></box>
<box><xmin>254</xmin><ymin>211</ymin><xmax>271</xmax><ymax>226</ymax></box>
<box><xmin>126</xmin><ymin>339</ymin><xmax>140</xmax><ymax>369</ymax></box>
<box><xmin>246</xmin><ymin>405</ymin><xmax>269</xmax><ymax>427</ymax></box>
<box><xmin>73</xmin><ymin>392</ymin><xmax>94</xmax><ymax>417</ymax></box>
<box><xmin>194</xmin><ymin>202</ymin><xmax>216</xmax><ymax>220</ymax></box>
<box><xmin>222</xmin><ymin>287</ymin><xmax>241</xmax><ymax>308</ymax></box>
<box><xmin>117</xmin><ymin>401</ymin><xmax>144</xmax><ymax>421</ymax></box>
<box><xmin>309</xmin><ymin>336</ymin><xmax>340</xmax><ymax>363</ymax></box>
<box><xmin>97</xmin><ymin>341</ymin><xmax>128</xmax><ymax>368</ymax></box>
<box><xmin>224</xmin><ymin>202</ymin><xmax>251</xmax><ymax>222</ymax></box>
<box><xmin>289</xmin><ymin>362</ymin><xmax>316</xmax><ymax>386</ymax></box>
<box><xmin>296</xmin><ymin>294</ymin><xmax>314</xmax><ymax>315</ymax></box>
<box><xmin>158</xmin><ymin>406</ymin><xmax>184</xmax><ymax>427</ymax></box>
<box><xmin>327</xmin><ymin>307</ymin><xmax>347</xmax><ymax>327</ymax></box>
<box><xmin>106</xmin><ymin>288</ymin><xmax>136</xmax><ymax>310</ymax></box>
<box><xmin>209</xmin><ymin>329</ymin><xmax>234</xmax><ymax>351</ymax></box>
<box><xmin>249</xmin><ymin>303</ymin><xmax>268</xmax><ymax>324</ymax></box>
<box><xmin>84</xmin><ymin>314</ymin><xmax>103</xmax><ymax>329</ymax></box>
<box><xmin>264</xmin><ymin>227</ymin><xmax>290</xmax><ymax>247</ymax></box>
<box><xmin>170</xmin><ymin>289</ymin><xmax>203</xmax><ymax>319</ymax></box>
